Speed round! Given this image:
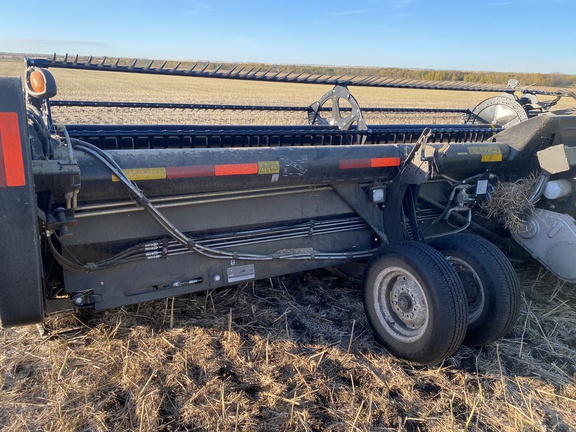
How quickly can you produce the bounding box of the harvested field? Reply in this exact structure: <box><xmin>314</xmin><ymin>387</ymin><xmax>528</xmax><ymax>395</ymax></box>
<box><xmin>1</xmin><ymin>57</ymin><xmax>575</xmax><ymax>431</ymax></box>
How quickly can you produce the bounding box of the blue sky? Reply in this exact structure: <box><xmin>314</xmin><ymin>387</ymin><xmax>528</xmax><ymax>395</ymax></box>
<box><xmin>1</xmin><ymin>0</ymin><xmax>575</xmax><ymax>74</ymax></box>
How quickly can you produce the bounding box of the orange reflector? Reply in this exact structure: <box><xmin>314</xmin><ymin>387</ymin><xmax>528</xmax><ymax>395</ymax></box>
<box><xmin>29</xmin><ymin>70</ymin><xmax>46</xmax><ymax>93</ymax></box>
<box><xmin>215</xmin><ymin>163</ymin><xmax>258</xmax><ymax>176</ymax></box>
<box><xmin>340</xmin><ymin>157</ymin><xmax>401</xmax><ymax>170</ymax></box>
<box><xmin>371</xmin><ymin>157</ymin><xmax>401</xmax><ymax>167</ymax></box>
<box><xmin>0</xmin><ymin>112</ymin><xmax>26</xmax><ymax>187</ymax></box>
<box><xmin>339</xmin><ymin>159</ymin><xmax>371</xmax><ymax>170</ymax></box>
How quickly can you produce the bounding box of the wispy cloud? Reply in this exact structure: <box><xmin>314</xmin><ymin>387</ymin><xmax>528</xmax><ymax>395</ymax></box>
<box><xmin>329</xmin><ymin>10</ymin><xmax>369</xmax><ymax>16</ymax></box>
<box><xmin>389</xmin><ymin>0</ymin><xmax>415</xmax><ymax>9</ymax></box>
<box><xmin>387</xmin><ymin>13</ymin><xmax>413</xmax><ymax>18</ymax></box>
<box><xmin>183</xmin><ymin>1</ymin><xmax>213</xmax><ymax>15</ymax></box>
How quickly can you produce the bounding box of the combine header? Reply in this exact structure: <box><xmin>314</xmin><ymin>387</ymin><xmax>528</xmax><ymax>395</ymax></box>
<box><xmin>1</xmin><ymin>55</ymin><xmax>575</xmax><ymax>364</ymax></box>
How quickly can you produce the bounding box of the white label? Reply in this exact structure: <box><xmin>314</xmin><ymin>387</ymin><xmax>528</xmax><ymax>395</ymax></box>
<box><xmin>227</xmin><ymin>264</ymin><xmax>255</xmax><ymax>283</ymax></box>
<box><xmin>476</xmin><ymin>179</ymin><xmax>488</xmax><ymax>195</ymax></box>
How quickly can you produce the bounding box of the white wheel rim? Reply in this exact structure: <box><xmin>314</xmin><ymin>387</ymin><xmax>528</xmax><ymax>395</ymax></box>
<box><xmin>372</xmin><ymin>266</ymin><xmax>429</xmax><ymax>343</ymax></box>
<box><xmin>445</xmin><ymin>256</ymin><xmax>485</xmax><ymax>325</ymax></box>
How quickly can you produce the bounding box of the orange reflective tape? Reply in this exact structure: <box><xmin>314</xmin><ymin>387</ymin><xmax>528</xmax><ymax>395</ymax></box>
<box><xmin>340</xmin><ymin>157</ymin><xmax>401</xmax><ymax>169</ymax></box>
<box><xmin>0</xmin><ymin>112</ymin><xmax>25</xmax><ymax>187</ymax></box>
<box><xmin>371</xmin><ymin>157</ymin><xmax>401</xmax><ymax>167</ymax></box>
<box><xmin>214</xmin><ymin>163</ymin><xmax>258</xmax><ymax>176</ymax></box>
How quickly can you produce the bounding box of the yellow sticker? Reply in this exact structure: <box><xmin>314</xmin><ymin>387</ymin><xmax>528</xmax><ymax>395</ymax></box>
<box><xmin>481</xmin><ymin>154</ymin><xmax>503</xmax><ymax>162</ymax></box>
<box><xmin>258</xmin><ymin>161</ymin><xmax>280</xmax><ymax>175</ymax></box>
<box><xmin>112</xmin><ymin>167</ymin><xmax>167</xmax><ymax>182</ymax></box>
<box><xmin>468</xmin><ymin>146</ymin><xmax>501</xmax><ymax>155</ymax></box>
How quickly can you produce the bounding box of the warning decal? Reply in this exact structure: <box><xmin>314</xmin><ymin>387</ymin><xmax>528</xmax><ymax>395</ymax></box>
<box><xmin>467</xmin><ymin>146</ymin><xmax>501</xmax><ymax>155</ymax></box>
<box><xmin>258</xmin><ymin>161</ymin><xmax>280</xmax><ymax>175</ymax></box>
<box><xmin>481</xmin><ymin>153</ymin><xmax>503</xmax><ymax>162</ymax></box>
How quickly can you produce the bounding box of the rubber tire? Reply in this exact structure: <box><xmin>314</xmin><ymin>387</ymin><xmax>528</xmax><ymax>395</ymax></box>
<box><xmin>429</xmin><ymin>233</ymin><xmax>520</xmax><ymax>346</ymax></box>
<box><xmin>363</xmin><ymin>241</ymin><xmax>467</xmax><ymax>365</ymax></box>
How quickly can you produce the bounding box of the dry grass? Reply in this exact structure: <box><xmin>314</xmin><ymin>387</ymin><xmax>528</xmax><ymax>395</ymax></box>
<box><xmin>1</xmin><ymin>57</ymin><xmax>576</xmax><ymax>431</ymax></box>
<box><xmin>481</xmin><ymin>175</ymin><xmax>540</xmax><ymax>233</ymax></box>
<box><xmin>1</xmin><ymin>266</ymin><xmax>575</xmax><ymax>431</ymax></box>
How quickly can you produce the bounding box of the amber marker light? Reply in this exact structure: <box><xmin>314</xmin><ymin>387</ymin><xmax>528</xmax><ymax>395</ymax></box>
<box><xmin>25</xmin><ymin>68</ymin><xmax>57</xmax><ymax>99</ymax></box>
<box><xmin>29</xmin><ymin>70</ymin><xmax>46</xmax><ymax>93</ymax></box>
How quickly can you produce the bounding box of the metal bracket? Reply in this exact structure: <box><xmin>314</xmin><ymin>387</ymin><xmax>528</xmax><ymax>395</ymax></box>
<box><xmin>331</xmin><ymin>182</ymin><xmax>387</xmax><ymax>243</ymax></box>
<box><xmin>398</xmin><ymin>128</ymin><xmax>432</xmax><ymax>185</ymax></box>
<box><xmin>537</xmin><ymin>144</ymin><xmax>576</xmax><ymax>174</ymax></box>
<box><xmin>71</xmin><ymin>291</ymin><xmax>102</xmax><ymax>308</ymax></box>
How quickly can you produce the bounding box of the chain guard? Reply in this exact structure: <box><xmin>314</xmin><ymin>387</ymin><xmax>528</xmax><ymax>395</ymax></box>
<box><xmin>464</xmin><ymin>93</ymin><xmax>528</xmax><ymax>128</ymax></box>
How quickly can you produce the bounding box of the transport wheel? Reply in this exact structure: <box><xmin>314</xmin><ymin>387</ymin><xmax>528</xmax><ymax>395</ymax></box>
<box><xmin>429</xmin><ymin>233</ymin><xmax>520</xmax><ymax>346</ymax></box>
<box><xmin>363</xmin><ymin>242</ymin><xmax>467</xmax><ymax>365</ymax></box>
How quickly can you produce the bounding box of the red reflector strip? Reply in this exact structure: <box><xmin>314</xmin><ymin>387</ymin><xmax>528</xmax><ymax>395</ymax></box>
<box><xmin>215</xmin><ymin>163</ymin><xmax>258</xmax><ymax>176</ymax></box>
<box><xmin>371</xmin><ymin>157</ymin><xmax>401</xmax><ymax>167</ymax></box>
<box><xmin>0</xmin><ymin>112</ymin><xmax>25</xmax><ymax>187</ymax></box>
<box><xmin>339</xmin><ymin>159</ymin><xmax>371</xmax><ymax>170</ymax></box>
<box><xmin>166</xmin><ymin>165</ymin><xmax>215</xmax><ymax>178</ymax></box>
<box><xmin>339</xmin><ymin>157</ymin><xmax>401</xmax><ymax>170</ymax></box>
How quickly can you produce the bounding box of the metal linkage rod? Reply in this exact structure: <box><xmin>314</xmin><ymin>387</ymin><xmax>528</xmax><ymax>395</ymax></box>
<box><xmin>49</xmin><ymin>100</ymin><xmax>470</xmax><ymax>114</ymax></box>
<box><xmin>50</xmin><ymin>101</ymin><xmax>307</xmax><ymax>111</ymax></box>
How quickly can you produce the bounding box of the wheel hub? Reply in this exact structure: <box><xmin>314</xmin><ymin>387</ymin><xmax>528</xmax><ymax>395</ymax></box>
<box><xmin>397</xmin><ymin>294</ymin><xmax>412</xmax><ymax>312</ymax></box>
<box><xmin>389</xmin><ymin>276</ymin><xmax>427</xmax><ymax>329</ymax></box>
<box><xmin>372</xmin><ymin>266</ymin><xmax>431</xmax><ymax>343</ymax></box>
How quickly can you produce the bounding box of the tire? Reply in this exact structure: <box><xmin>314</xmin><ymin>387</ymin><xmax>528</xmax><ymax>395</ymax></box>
<box><xmin>429</xmin><ymin>233</ymin><xmax>520</xmax><ymax>346</ymax></box>
<box><xmin>362</xmin><ymin>241</ymin><xmax>467</xmax><ymax>365</ymax></box>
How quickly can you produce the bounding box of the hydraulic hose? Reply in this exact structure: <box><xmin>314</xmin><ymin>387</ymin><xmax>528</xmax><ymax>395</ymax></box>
<box><xmin>64</xmin><ymin>137</ymin><xmax>377</xmax><ymax>267</ymax></box>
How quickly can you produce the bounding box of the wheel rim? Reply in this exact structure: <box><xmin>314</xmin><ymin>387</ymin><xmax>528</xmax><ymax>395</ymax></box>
<box><xmin>372</xmin><ymin>266</ymin><xmax>429</xmax><ymax>343</ymax></box>
<box><xmin>445</xmin><ymin>256</ymin><xmax>484</xmax><ymax>325</ymax></box>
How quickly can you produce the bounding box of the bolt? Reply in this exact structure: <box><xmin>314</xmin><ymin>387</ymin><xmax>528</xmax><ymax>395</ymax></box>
<box><xmin>398</xmin><ymin>295</ymin><xmax>412</xmax><ymax>312</ymax></box>
<box><xmin>213</xmin><ymin>274</ymin><xmax>221</xmax><ymax>282</ymax></box>
<box><xmin>74</xmin><ymin>297</ymin><xmax>83</xmax><ymax>306</ymax></box>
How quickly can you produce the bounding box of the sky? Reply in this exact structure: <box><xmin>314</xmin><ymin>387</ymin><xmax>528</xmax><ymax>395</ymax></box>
<box><xmin>1</xmin><ymin>0</ymin><xmax>575</xmax><ymax>74</ymax></box>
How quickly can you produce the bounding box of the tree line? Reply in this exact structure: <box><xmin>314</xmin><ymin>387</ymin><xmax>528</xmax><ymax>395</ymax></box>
<box><xmin>284</xmin><ymin>65</ymin><xmax>576</xmax><ymax>88</ymax></box>
<box><xmin>201</xmin><ymin>61</ymin><xmax>576</xmax><ymax>88</ymax></box>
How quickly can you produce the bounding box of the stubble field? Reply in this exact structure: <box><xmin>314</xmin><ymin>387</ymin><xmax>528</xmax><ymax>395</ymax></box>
<box><xmin>1</xmin><ymin>57</ymin><xmax>576</xmax><ymax>431</ymax></box>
